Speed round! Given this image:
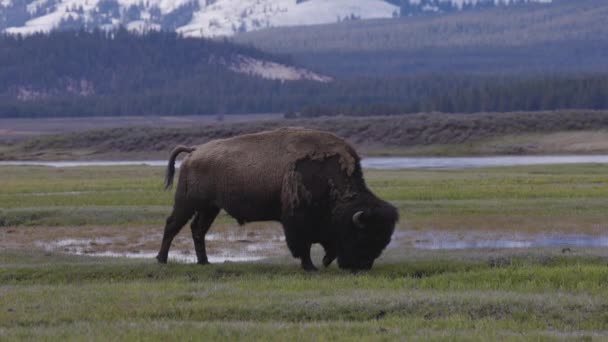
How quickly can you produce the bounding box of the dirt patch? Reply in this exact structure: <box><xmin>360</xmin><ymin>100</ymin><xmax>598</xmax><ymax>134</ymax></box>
<box><xmin>1</xmin><ymin>222</ymin><xmax>289</xmax><ymax>263</ymax></box>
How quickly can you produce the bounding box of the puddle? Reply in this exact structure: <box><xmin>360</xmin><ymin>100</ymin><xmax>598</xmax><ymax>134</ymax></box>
<box><xmin>3</xmin><ymin>224</ymin><xmax>288</xmax><ymax>264</ymax></box>
<box><xmin>394</xmin><ymin>230</ymin><xmax>608</xmax><ymax>250</ymax></box>
<box><xmin>79</xmin><ymin>251</ymin><xmax>266</xmax><ymax>264</ymax></box>
<box><xmin>4</xmin><ymin>155</ymin><xmax>608</xmax><ymax>169</ymax></box>
<box><xmin>32</xmin><ymin>238</ymin><xmax>277</xmax><ymax>263</ymax></box>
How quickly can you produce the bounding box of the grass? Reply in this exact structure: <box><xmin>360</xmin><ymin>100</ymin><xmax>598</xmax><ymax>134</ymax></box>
<box><xmin>1</xmin><ymin>249</ymin><xmax>608</xmax><ymax>340</ymax></box>
<box><xmin>2</xmin><ymin>164</ymin><xmax>608</xmax><ymax>233</ymax></box>
<box><xmin>2</xmin><ymin>163</ymin><xmax>608</xmax><ymax>339</ymax></box>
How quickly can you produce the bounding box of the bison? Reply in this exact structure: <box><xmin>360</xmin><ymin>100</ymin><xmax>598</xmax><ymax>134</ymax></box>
<box><xmin>157</xmin><ymin>127</ymin><xmax>398</xmax><ymax>271</ymax></box>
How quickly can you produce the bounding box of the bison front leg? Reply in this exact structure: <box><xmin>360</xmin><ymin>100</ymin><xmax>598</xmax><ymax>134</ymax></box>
<box><xmin>283</xmin><ymin>222</ymin><xmax>317</xmax><ymax>271</ymax></box>
<box><xmin>157</xmin><ymin>204</ymin><xmax>195</xmax><ymax>264</ymax></box>
<box><xmin>190</xmin><ymin>206</ymin><xmax>220</xmax><ymax>265</ymax></box>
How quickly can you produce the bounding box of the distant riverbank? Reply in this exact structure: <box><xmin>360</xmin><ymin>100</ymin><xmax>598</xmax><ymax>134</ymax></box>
<box><xmin>3</xmin><ymin>111</ymin><xmax>608</xmax><ymax>161</ymax></box>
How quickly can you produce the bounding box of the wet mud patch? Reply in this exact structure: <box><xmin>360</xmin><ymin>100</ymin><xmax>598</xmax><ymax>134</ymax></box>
<box><xmin>1</xmin><ymin>222</ymin><xmax>289</xmax><ymax>263</ymax></box>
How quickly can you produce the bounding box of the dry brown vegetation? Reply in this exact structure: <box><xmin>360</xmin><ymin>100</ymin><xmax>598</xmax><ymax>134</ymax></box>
<box><xmin>3</xmin><ymin>110</ymin><xmax>608</xmax><ymax>160</ymax></box>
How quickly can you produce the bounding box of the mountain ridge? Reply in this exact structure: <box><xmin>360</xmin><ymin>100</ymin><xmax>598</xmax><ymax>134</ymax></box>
<box><xmin>1</xmin><ymin>0</ymin><xmax>552</xmax><ymax>37</ymax></box>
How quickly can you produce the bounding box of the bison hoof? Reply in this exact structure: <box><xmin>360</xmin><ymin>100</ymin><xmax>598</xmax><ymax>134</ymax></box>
<box><xmin>156</xmin><ymin>254</ymin><xmax>167</xmax><ymax>264</ymax></box>
<box><xmin>301</xmin><ymin>263</ymin><xmax>318</xmax><ymax>272</ymax></box>
<box><xmin>196</xmin><ymin>260</ymin><xmax>210</xmax><ymax>265</ymax></box>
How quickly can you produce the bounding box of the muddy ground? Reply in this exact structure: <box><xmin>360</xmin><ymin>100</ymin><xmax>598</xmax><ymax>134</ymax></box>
<box><xmin>4</xmin><ymin>222</ymin><xmax>607</xmax><ymax>266</ymax></box>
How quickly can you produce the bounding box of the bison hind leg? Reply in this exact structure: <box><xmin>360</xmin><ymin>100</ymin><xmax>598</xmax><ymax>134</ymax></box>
<box><xmin>157</xmin><ymin>204</ymin><xmax>195</xmax><ymax>264</ymax></box>
<box><xmin>191</xmin><ymin>205</ymin><xmax>220</xmax><ymax>265</ymax></box>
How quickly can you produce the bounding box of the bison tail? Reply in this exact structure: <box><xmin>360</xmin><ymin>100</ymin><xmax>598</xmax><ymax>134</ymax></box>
<box><xmin>164</xmin><ymin>145</ymin><xmax>195</xmax><ymax>190</ymax></box>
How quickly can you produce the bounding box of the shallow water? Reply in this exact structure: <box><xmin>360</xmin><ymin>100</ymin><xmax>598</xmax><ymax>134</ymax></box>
<box><xmin>84</xmin><ymin>251</ymin><xmax>265</xmax><ymax>264</ymax></box>
<box><xmin>34</xmin><ymin>236</ymin><xmax>277</xmax><ymax>263</ymax></box>
<box><xmin>4</xmin><ymin>155</ymin><xmax>608</xmax><ymax>169</ymax></box>
<box><xmin>399</xmin><ymin>231</ymin><xmax>608</xmax><ymax>250</ymax></box>
<box><xmin>362</xmin><ymin>155</ymin><xmax>608</xmax><ymax>170</ymax></box>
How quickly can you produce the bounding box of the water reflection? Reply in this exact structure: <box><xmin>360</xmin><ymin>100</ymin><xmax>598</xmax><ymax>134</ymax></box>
<box><xmin>399</xmin><ymin>231</ymin><xmax>608</xmax><ymax>250</ymax></box>
<box><xmin>362</xmin><ymin>155</ymin><xmax>608</xmax><ymax>170</ymax></box>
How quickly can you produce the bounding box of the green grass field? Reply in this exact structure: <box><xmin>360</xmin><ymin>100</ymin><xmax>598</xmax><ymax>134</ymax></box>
<box><xmin>2</xmin><ymin>249</ymin><xmax>608</xmax><ymax>340</ymax></box>
<box><xmin>1</xmin><ymin>164</ymin><xmax>608</xmax><ymax>340</ymax></box>
<box><xmin>2</xmin><ymin>164</ymin><xmax>608</xmax><ymax>233</ymax></box>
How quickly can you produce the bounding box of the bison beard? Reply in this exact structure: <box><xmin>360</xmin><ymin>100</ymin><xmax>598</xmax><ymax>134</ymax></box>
<box><xmin>156</xmin><ymin>127</ymin><xmax>398</xmax><ymax>271</ymax></box>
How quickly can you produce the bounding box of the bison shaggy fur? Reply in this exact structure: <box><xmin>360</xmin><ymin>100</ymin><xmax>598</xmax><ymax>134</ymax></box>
<box><xmin>157</xmin><ymin>127</ymin><xmax>398</xmax><ymax>271</ymax></box>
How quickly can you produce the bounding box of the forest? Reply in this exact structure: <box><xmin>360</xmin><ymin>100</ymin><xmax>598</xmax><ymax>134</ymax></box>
<box><xmin>1</xmin><ymin>27</ymin><xmax>608</xmax><ymax>118</ymax></box>
<box><xmin>235</xmin><ymin>0</ymin><xmax>608</xmax><ymax>76</ymax></box>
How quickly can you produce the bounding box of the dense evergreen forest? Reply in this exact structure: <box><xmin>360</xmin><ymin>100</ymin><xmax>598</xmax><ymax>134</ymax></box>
<box><xmin>1</xmin><ymin>29</ymin><xmax>608</xmax><ymax>118</ymax></box>
<box><xmin>0</xmin><ymin>29</ymin><xmax>287</xmax><ymax>98</ymax></box>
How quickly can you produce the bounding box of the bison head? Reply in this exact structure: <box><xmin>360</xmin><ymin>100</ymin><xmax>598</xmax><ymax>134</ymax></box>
<box><xmin>336</xmin><ymin>200</ymin><xmax>398</xmax><ymax>271</ymax></box>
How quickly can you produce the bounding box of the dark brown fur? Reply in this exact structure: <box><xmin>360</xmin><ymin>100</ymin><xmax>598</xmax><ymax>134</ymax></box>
<box><xmin>156</xmin><ymin>127</ymin><xmax>398</xmax><ymax>271</ymax></box>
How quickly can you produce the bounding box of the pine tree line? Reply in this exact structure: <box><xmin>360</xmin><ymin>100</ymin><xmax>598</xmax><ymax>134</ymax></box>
<box><xmin>1</xmin><ymin>30</ymin><xmax>608</xmax><ymax>118</ymax></box>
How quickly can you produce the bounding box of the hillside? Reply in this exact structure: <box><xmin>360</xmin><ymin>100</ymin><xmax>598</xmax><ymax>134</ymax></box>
<box><xmin>0</xmin><ymin>0</ymin><xmax>553</xmax><ymax>37</ymax></box>
<box><xmin>387</xmin><ymin>0</ymin><xmax>553</xmax><ymax>15</ymax></box>
<box><xmin>2</xmin><ymin>33</ymin><xmax>608</xmax><ymax>119</ymax></box>
<box><xmin>0</xmin><ymin>0</ymin><xmax>399</xmax><ymax>37</ymax></box>
<box><xmin>0</xmin><ymin>30</ymin><xmax>334</xmax><ymax>117</ymax></box>
<box><xmin>234</xmin><ymin>0</ymin><xmax>608</xmax><ymax>76</ymax></box>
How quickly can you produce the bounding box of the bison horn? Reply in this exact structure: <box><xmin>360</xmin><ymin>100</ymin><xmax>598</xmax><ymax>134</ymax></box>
<box><xmin>352</xmin><ymin>211</ymin><xmax>365</xmax><ymax>229</ymax></box>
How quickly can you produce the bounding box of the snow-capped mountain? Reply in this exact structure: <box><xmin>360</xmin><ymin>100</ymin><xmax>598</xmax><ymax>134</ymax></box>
<box><xmin>400</xmin><ymin>0</ymin><xmax>552</xmax><ymax>15</ymax></box>
<box><xmin>0</xmin><ymin>0</ymin><xmax>399</xmax><ymax>37</ymax></box>
<box><xmin>0</xmin><ymin>0</ymin><xmax>552</xmax><ymax>38</ymax></box>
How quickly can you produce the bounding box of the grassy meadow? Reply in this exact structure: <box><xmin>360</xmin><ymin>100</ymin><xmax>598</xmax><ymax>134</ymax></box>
<box><xmin>2</xmin><ymin>163</ymin><xmax>608</xmax><ymax>233</ymax></box>
<box><xmin>2</xmin><ymin>164</ymin><xmax>608</xmax><ymax>340</ymax></box>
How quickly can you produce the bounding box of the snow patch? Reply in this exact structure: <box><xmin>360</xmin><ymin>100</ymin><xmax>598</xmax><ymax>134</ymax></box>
<box><xmin>13</xmin><ymin>78</ymin><xmax>94</xmax><ymax>101</ymax></box>
<box><xmin>229</xmin><ymin>56</ymin><xmax>332</xmax><ymax>82</ymax></box>
<box><xmin>7</xmin><ymin>0</ymin><xmax>101</xmax><ymax>34</ymax></box>
<box><xmin>405</xmin><ymin>0</ymin><xmax>552</xmax><ymax>10</ymax></box>
<box><xmin>179</xmin><ymin>0</ymin><xmax>400</xmax><ymax>37</ymax></box>
<box><xmin>26</xmin><ymin>0</ymin><xmax>50</xmax><ymax>15</ymax></box>
<box><xmin>271</xmin><ymin>0</ymin><xmax>400</xmax><ymax>27</ymax></box>
<box><xmin>126</xmin><ymin>20</ymin><xmax>161</xmax><ymax>32</ymax></box>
